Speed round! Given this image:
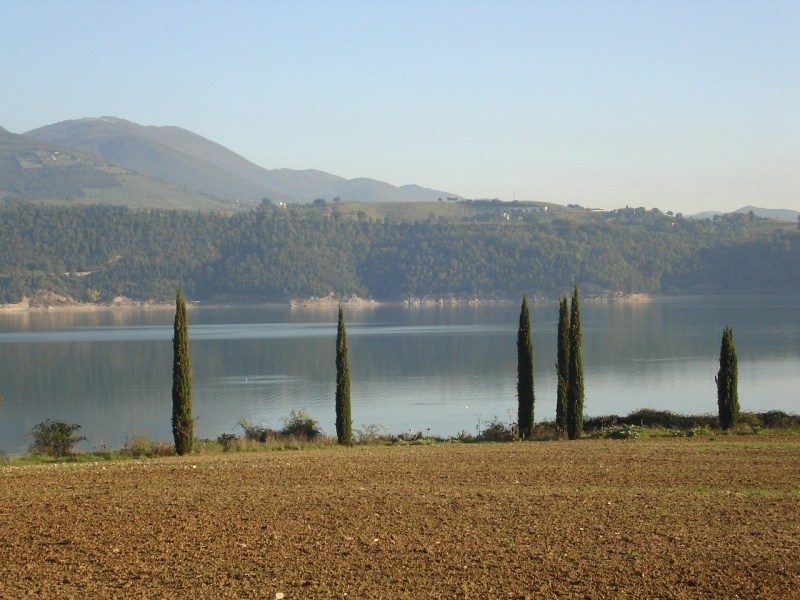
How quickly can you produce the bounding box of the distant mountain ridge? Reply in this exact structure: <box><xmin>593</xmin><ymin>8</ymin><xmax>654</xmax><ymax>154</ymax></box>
<box><xmin>0</xmin><ymin>126</ymin><xmax>234</xmax><ymax>210</ymax></box>
<box><xmin>734</xmin><ymin>206</ymin><xmax>799</xmax><ymax>222</ymax></box>
<box><xmin>691</xmin><ymin>206</ymin><xmax>799</xmax><ymax>222</ymax></box>
<box><xmin>24</xmin><ymin>117</ymin><xmax>458</xmax><ymax>204</ymax></box>
<box><xmin>9</xmin><ymin>117</ymin><xmax>799</xmax><ymax>216</ymax></box>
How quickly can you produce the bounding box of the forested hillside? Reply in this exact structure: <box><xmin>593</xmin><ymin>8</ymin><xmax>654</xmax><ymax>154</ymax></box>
<box><xmin>0</xmin><ymin>201</ymin><xmax>798</xmax><ymax>304</ymax></box>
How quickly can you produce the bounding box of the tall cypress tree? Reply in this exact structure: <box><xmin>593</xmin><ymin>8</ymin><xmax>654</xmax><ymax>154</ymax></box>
<box><xmin>716</xmin><ymin>325</ymin><xmax>740</xmax><ymax>430</ymax></box>
<box><xmin>171</xmin><ymin>289</ymin><xmax>194</xmax><ymax>455</ymax></box>
<box><xmin>555</xmin><ymin>295</ymin><xmax>570</xmax><ymax>433</ymax></box>
<box><xmin>566</xmin><ymin>286</ymin><xmax>584</xmax><ymax>440</ymax></box>
<box><xmin>516</xmin><ymin>294</ymin><xmax>535</xmax><ymax>439</ymax></box>
<box><xmin>335</xmin><ymin>305</ymin><xmax>352</xmax><ymax>445</ymax></box>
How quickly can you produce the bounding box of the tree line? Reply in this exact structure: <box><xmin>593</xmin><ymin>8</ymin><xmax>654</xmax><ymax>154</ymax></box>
<box><xmin>1</xmin><ymin>203</ymin><xmax>799</xmax><ymax>305</ymax></box>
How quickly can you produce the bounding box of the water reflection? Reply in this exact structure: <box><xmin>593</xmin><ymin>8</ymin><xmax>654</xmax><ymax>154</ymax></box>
<box><xmin>0</xmin><ymin>297</ymin><xmax>798</xmax><ymax>454</ymax></box>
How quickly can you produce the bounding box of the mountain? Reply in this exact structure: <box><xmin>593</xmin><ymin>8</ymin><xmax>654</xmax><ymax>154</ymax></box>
<box><xmin>24</xmin><ymin>117</ymin><xmax>458</xmax><ymax>204</ymax></box>
<box><xmin>733</xmin><ymin>206</ymin><xmax>799</xmax><ymax>222</ymax></box>
<box><xmin>0</xmin><ymin>126</ymin><xmax>235</xmax><ymax>210</ymax></box>
<box><xmin>691</xmin><ymin>206</ymin><xmax>799</xmax><ymax>222</ymax></box>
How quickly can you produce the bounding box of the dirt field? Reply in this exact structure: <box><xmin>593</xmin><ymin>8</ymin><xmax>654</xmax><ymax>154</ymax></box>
<box><xmin>1</xmin><ymin>437</ymin><xmax>798</xmax><ymax>599</ymax></box>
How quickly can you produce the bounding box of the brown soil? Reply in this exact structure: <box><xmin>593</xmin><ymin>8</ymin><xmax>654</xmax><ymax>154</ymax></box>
<box><xmin>1</xmin><ymin>437</ymin><xmax>798</xmax><ymax>599</ymax></box>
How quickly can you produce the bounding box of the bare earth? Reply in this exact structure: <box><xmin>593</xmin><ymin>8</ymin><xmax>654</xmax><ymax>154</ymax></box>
<box><xmin>1</xmin><ymin>437</ymin><xmax>798</xmax><ymax>599</ymax></box>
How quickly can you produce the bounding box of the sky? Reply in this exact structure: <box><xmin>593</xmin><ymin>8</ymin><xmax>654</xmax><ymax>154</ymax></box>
<box><xmin>3</xmin><ymin>0</ymin><xmax>799</xmax><ymax>215</ymax></box>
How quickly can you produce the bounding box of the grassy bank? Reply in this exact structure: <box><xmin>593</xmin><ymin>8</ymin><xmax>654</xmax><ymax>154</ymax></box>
<box><xmin>5</xmin><ymin>409</ymin><xmax>798</xmax><ymax>466</ymax></box>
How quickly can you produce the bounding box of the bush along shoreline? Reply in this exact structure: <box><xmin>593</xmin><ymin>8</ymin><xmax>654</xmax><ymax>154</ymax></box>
<box><xmin>5</xmin><ymin>408</ymin><xmax>798</xmax><ymax>465</ymax></box>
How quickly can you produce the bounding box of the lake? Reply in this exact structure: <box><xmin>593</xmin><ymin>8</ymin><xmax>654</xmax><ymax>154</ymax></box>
<box><xmin>0</xmin><ymin>296</ymin><xmax>798</xmax><ymax>454</ymax></box>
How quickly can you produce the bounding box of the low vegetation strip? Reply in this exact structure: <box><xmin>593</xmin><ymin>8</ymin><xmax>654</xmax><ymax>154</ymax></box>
<box><xmin>1</xmin><ymin>437</ymin><xmax>797</xmax><ymax>598</ymax></box>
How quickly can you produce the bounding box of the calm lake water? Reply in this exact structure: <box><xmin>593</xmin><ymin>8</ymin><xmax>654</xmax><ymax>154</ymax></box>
<box><xmin>0</xmin><ymin>296</ymin><xmax>798</xmax><ymax>454</ymax></box>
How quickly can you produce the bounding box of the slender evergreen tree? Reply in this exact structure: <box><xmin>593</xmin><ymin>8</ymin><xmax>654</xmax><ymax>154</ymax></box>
<box><xmin>566</xmin><ymin>286</ymin><xmax>584</xmax><ymax>440</ymax></box>
<box><xmin>716</xmin><ymin>325</ymin><xmax>740</xmax><ymax>430</ymax></box>
<box><xmin>555</xmin><ymin>295</ymin><xmax>570</xmax><ymax>433</ymax></box>
<box><xmin>171</xmin><ymin>289</ymin><xmax>194</xmax><ymax>455</ymax></box>
<box><xmin>516</xmin><ymin>294</ymin><xmax>535</xmax><ymax>439</ymax></box>
<box><xmin>335</xmin><ymin>305</ymin><xmax>352</xmax><ymax>445</ymax></box>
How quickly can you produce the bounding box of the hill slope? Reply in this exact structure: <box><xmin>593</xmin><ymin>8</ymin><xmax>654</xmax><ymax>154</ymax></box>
<box><xmin>734</xmin><ymin>206</ymin><xmax>800</xmax><ymax>222</ymax></box>
<box><xmin>692</xmin><ymin>206</ymin><xmax>800</xmax><ymax>221</ymax></box>
<box><xmin>1</xmin><ymin>201</ymin><xmax>797</xmax><ymax>304</ymax></box>
<box><xmin>0</xmin><ymin>127</ymin><xmax>240</xmax><ymax>211</ymax></box>
<box><xmin>25</xmin><ymin>117</ymin><xmax>457</xmax><ymax>204</ymax></box>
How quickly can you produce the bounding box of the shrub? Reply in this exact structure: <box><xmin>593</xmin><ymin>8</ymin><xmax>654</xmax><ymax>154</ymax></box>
<box><xmin>530</xmin><ymin>421</ymin><xmax>562</xmax><ymax>441</ymax></box>
<box><xmin>687</xmin><ymin>426</ymin><xmax>711</xmax><ymax>437</ymax></box>
<box><xmin>237</xmin><ymin>418</ymin><xmax>276</xmax><ymax>443</ymax></box>
<box><xmin>584</xmin><ymin>410</ymin><xmax>719</xmax><ymax>432</ymax></box>
<box><xmin>121</xmin><ymin>431</ymin><xmax>174</xmax><ymax>458</ymax></box>
<box><xmin>216</xmin><ymin>433</ymin><xmax>238</xmax><ymax>449</ymax></box>
<box><xmin>590</xmin><ymin>424</ymin><xmax>642</xmax><ymax>440</ymax></box>
<box><xmin>736</xmin><ymin>412</ymin><xmax>763</xmax><ymax>429</ymax></box>
<box><xmin>668</xmin><ymin>425</ymin><xmax>711</xmax><ymax>437</ymax></box>
<box><xmin>27</xmin><ymin>420</ymin><xmax>87</xmax><ymax>458</ymax></box>
<box><xmin>757</xmin><ymin>410</ymin><xmax>800</xmax><ymax>429</ymax></box>
<box><xmin>479</xmin><ymin>417</ymin><xmax>517</xmax><ymax>442</ymax></box>
<box><xmin>449</xmin><ymin>430</ymin><xmax>475</xmax><ymax>443</ymax></box>
<box><xmin>395</xmin><ymin>429</ymin><xmax>425</xmax><ymax>443</ymax></box>
<box><xmin>355</xmin><ymin>424</ymin><xmax>390</xmax><ymax>445</ymax></box>
<box><xmin>281</xmin><ymin>410</ymin><xmax>322</xmax><ymax>441</ymax></box>
<box><xmin>149</xmin><ymin>441</ymin><xmax>175</xmax><ymax>457</ymax></box>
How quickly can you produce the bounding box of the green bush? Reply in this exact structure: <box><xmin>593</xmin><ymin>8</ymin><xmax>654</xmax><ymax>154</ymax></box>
<box><xmin>234</xmin><ymin>412</ymin><xmax>324</xmax><ymax>445</ymax></box>
<box><xmin>584</xmin><ymin>410</ymin><xmax>719</xmax><ymax>432</ymax></box>
<box><xmin>27</xmin><ymin>420</ymin><xmax>87</xmax><ymax>458</ymax></box>
<box><xmin>668</xmin><ymin>425</ymin><xmax>711</xmax><ymax>437</ymax></box>
<box><xmin>281</xmin><ymin>410</ymin><xmax>322</xmax><ymax>441</ymax></box>
<box><xmin>736</xmin><ymin>412</ymin><xmax>763</xmax><ymax>429</ymax></box>
<box><xmin>757</xmin><ymin>410</ymin><xmax>800</xmax><ymax>429</ymax></box>
<box><xmin>590</xmin><ymin>424</ymin><xmax>642</xmax><ymax>440</ymax></box>
<box><xmin>479</xmin><ymin>417</ymin><xmax>517</xmax><ymax>442</ymax></box>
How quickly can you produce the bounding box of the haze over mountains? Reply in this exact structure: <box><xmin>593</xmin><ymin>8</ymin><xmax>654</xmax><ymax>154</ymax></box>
<box><xmin>695</xmin><ymin>206</ymin><xmax>799</xmax><ymax>222</ymax></box>
<box><xmin>22</xmin><ymin>117</ymin><xmax>458</xmax><ymax>205</ymax></box>
<box><xmin>1</xmin><ymin>117</ymin><xmax>797</xmax><ymax>221</ymax></box>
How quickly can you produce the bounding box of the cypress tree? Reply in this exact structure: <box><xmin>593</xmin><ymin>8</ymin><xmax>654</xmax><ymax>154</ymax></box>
<box><xmin>516</xmin><ymin>294</ymin><xmax>535</xmax><ymax>439</ymax></box>
<box><xmin>566</xmin><ymin>286</ymin><xmax>584</xmax><ymax>440</ymax></box>
<box><xmin>171</xmin><ymin>289</ymin><xmax>194</xmax><ymax>455</ymax></box>
<box><xmin>716</xmin><ymin>325</ymin><xmax>740</xmax><ymax>430</ymax></box>
<box><xmin>335</xmin><ymin>305</ymin><xmax>352</xmax><ymax>445</ymax></box>
<box><xmin>555</xmin><ymin>295</ymin><xmax>570</xmax><ymax>433</ymax></box>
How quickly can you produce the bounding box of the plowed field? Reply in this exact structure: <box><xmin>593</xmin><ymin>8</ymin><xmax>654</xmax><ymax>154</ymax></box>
<box><xmin>1</xmin><ymin>437</ymin><xmax>798</xmax><ymax>599</ymax></box>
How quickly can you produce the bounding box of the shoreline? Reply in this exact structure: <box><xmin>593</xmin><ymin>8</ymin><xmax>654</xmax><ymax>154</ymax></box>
<box><xmin>0</xmin><ymin>295</ymin><xmax>176</xmax><ymax>313</ymax></box>
<box><xmin>0</xmin><ymin>291</ymin><xmax>657</xmax><ymax>313</ymax></box>
<box><xmin>8</xmin><ymin>290</ymin><xmax>799</xmax><ymax>314</ymax></box>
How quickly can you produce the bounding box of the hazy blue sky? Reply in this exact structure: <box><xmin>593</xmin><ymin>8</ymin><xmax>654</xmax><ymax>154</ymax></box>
<box><xmin>4</xmin><ymin>0</ymin><xmax>798</xmax><ymax>214</ymax></box>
